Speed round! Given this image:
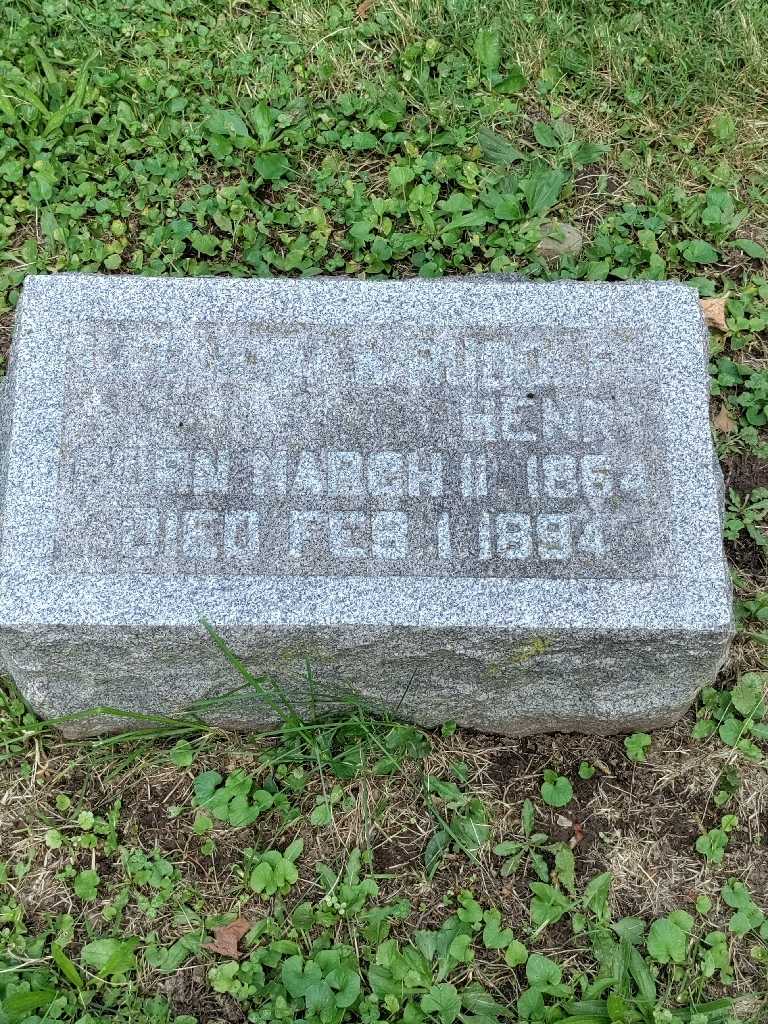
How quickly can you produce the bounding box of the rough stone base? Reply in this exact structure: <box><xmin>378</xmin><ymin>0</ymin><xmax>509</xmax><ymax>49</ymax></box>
<box><xmin>2</xmin><ymin>623</ymin><xmax>730</xmax><ymax>739</ymax></box>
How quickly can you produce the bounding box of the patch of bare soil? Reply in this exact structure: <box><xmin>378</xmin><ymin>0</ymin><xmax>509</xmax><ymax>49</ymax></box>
<box><xmin>724</xmin><ymin>452</ymin><xmax>768</xmax><ymax>493</ymax></box>
<box><xmin>160</xmin><ymin>965</ymin><xmax>246</xmax><ymax>1021</ymax></box>
<box><xmin>0</xmin><ymin>310</ymin><xmax>12</xmax><ymax>362</ymax></box>
<box><xmin>723</xmin><ymin>451</ymin><xmax>768</xmax><ymax>577</ymax></box>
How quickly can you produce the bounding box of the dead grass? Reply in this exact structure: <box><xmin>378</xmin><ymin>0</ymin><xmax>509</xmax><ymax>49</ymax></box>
<box><xmin>2</xmin><ymin>703</ymin><xmax>766</xmax><ymax>1008</ymax></box>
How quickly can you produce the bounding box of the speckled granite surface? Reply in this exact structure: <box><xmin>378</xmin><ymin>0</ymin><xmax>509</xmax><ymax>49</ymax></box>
<box><xmin>0</xmin><ymin>274</ymin><xmax>732</xmax><ymax>735</ymax></box>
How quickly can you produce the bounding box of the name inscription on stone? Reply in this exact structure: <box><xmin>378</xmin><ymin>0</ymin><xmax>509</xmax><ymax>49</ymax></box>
<box><xmin>54</xmin><ymin>322</ymin><xmax>668</xmax><ymax>578</ymax></box>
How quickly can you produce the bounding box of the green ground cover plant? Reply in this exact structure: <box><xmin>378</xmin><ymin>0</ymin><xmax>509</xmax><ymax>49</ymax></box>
<box><xmin>2</xmin><ymin>674</ymin><xmax>767</xmax><ymax>1023</ymax></box>
<box><xmin>1</xmin><ymin>1</ymin><xmax>767</xmax><ymax>1021</ymax></box>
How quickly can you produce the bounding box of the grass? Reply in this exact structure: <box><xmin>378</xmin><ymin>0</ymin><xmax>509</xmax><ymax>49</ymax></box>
<box><xmin>1</xmin><ymin>0</ymin><xmax>768</xmax><ymax>1022</ymax></box>
<box><xmin>2</xmin><ymin>679</ymin><xmax>768</xmax><ymax>1023</ymax></box>
<box><xmin>2</xmin><ymin>0</ymin><xmax>768</xmax><ymax>319</ymax></box>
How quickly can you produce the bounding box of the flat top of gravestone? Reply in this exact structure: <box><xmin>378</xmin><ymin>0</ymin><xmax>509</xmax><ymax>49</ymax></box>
<box><xmin>0</xmin><ymin>273</ymin><xmax>730</xmax><ymax>632</ymax></box>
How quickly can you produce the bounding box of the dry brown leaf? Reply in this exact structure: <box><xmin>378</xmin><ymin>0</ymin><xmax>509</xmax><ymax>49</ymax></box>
<box><xmin>356</xmin><ymin>0</ymin><xmax>376</xmax><ymax>17</ymax></box>
<box><xmin>569</xmin><ymin>821</ymin><xmax>586</xmax><ymax>850</ymax></box>
<box><xmin>713</xmin><ymin>403</ymin><xmax>737</xmax><ymax>434</ymax></box>
<box><xmin>203</xmin><ymin>917</ymin><xmax>252</xmax><ymax>959</ymax></box>
<box><xmin>700</xmin><ymin>297</ymin><xmax>728</xmax><ymax>332</ymax></box>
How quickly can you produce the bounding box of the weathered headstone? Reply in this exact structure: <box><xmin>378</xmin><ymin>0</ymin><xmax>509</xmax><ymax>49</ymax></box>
<box><xmin>0</xmin><ymin>274</ymin><xmax>731</xmax><ymax>736</ymax></box>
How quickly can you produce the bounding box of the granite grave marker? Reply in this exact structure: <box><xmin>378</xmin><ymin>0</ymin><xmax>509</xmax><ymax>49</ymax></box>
<box><xmin>0</xmin><ymin>274</ymin><xmax>732</xmax><ymax>735</ymax></box>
